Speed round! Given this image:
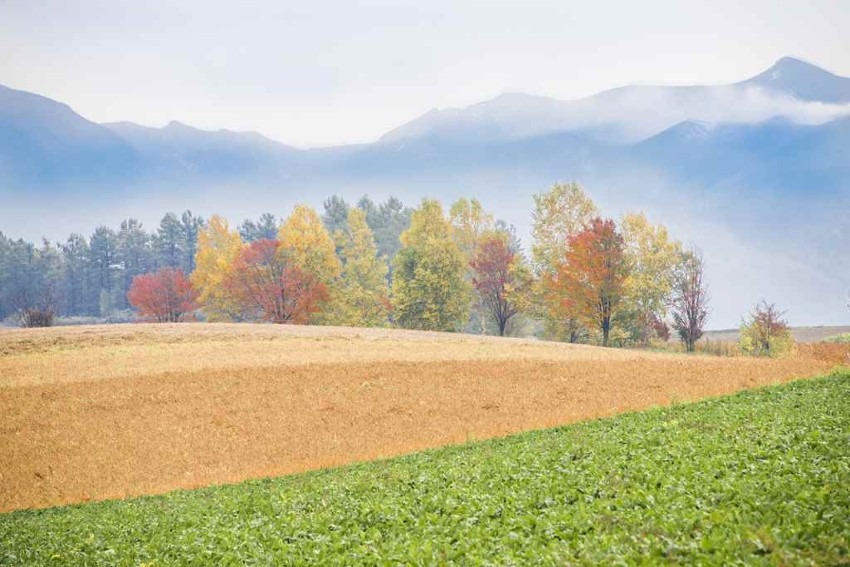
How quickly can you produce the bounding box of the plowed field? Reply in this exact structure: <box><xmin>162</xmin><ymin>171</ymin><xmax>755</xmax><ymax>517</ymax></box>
<box><xmin>0</xmin><ymin>323</ymin><xmax>832</xmax><ymax>512</ymax></box>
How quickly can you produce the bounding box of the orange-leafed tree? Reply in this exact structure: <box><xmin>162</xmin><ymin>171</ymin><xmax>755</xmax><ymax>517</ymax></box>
<box><xmin>470</xmin><ymin>233</ymin><xmax>531</xmax><ymax>336</ymax></box>
<box><xmin>557</xmin><ymin>218</ymin><xmax>628</xmax><ymax>347</ymax></box>
<box><xmin>223</xmin><ymin>239</ymin><xmax>328</xmax><ymax>324</ymax></box>
<box><xmin>128</xmin><ymin>268</ymin><xmax>198</xmax><ymax>322</ymax></box>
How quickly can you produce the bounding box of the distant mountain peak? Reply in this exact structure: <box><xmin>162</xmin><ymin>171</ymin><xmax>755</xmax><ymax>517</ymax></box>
<box><xmin>165</xmin><ymin>120</ymin><xmax>193</xmax><ymax>130</ymax></box>
<box><xmin>744</xmin><ymin>56</ymin><xmax>850</xmax><ymax>103</ymax></box>
<box><xmin>772</xmin><ymin>56</ymin><xmax>820</xmax><ymax>71</ymax></box>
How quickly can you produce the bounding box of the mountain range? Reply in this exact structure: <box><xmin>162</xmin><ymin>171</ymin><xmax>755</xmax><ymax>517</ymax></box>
<box><xmin>1</xmin><ymin>56</ymin><xmax>848</xmax><ymax>327</ymax></box>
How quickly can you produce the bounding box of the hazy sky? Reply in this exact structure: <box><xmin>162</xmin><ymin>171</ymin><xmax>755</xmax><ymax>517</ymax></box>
<box><xmin>2</xmin><ymin>0</ymin><xmax>849</xmax><ymax>147</ymax></box>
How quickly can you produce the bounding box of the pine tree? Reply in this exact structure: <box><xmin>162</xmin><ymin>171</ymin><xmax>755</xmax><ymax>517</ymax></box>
<box><xmin>89</xmin><ymin>226</ymin><xmax>119</xmax><ymax>316</ymax></box>
<box><xmin>154</xmin><ymin>213</ymin><xmax>184</xmax><ymax>269</ymax></box>
<box><xmin>116</xmin><ymin>219</ymin><xmax>152</xmax><ymax>309</ymax></box>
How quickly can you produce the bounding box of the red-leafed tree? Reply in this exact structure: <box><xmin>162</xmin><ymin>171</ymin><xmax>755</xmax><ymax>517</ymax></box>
<box><xmin>470</xmin><ymin>233</ymin><xmax>530</xmax><ymax>336</ymax></box>
<box><xmin>128</xmin><ymin>268</ymin><xmax>198</xmax><ymax>322</ymax></box>
<box><xmin>557</xmin><ymin>218</ymin><xmax>628</xmax><ymax>346</ymax></box>
<box><xmin>223</xmin><ymin>239</ymin><xmax>328</xmax><ymax>324</ymax></box>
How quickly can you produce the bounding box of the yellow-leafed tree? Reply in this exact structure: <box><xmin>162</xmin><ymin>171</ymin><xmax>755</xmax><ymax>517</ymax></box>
<box><xmin>278</xmin><ymin>204</ymin><xmax>341</xmax><ymax>324</ymax></box>
<box><xmin>531</xmin><ymin>182</ymin><xmax>598</xmax><ymax>341</ymax></box>
<box><xmin>392</xmin><ymin>199</ymin><xmax>470</xmax><ymax>331</ymax></box>
<box><xmin>449</xmin><ymin>197</ymin><xmax>495</xmax><ymax>333</ymax></box>
<box><xmin>336</xmin><ymin>208</ymin><xmax>390</xmax><ymax>327</ymax></box>
<box><xmin>621</xmin><ymin>212</ymin><xmax>682</xmax><ymax>344</ymax></box>
<box><xmin>191</xmin><ymin>215</ymin><xmax>243</xmax><ymax>321</ymax></box>
<box><xmin>449</xmin><ymin>197</ymin><xmax>494</xmax><ymax>260</ymax></box>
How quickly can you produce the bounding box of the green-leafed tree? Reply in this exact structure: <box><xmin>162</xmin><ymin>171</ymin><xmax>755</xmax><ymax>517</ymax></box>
<box><xmin>336</xmin><ymin>208</ymin><xmax>390</xmax><ymax>327</ymax></box>
<box><xmin>392</xmin><ymin>199</ymin><xmax>470</xmax><ymax>331</ymax></box>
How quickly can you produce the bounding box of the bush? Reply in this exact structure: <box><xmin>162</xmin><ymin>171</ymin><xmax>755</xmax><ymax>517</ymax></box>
<box><xmin>17</xmin><ymin>309</ymin><xmax>55</xmax><ymax>328</ymax></box>
<box><xmin>740</xmin><ymin>300</ymin><xmax>794</xmax><ymax>357</ymax></box>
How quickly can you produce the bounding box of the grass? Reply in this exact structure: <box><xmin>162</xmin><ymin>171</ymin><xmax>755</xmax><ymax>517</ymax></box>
<box><xmin>2</xmin><ymin>371</ymin><xmax>847</xmax><ymax>566</ymax></box>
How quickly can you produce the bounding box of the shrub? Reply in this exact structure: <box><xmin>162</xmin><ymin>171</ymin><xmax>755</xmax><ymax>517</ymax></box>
<box><xmin>128</xmin><ymin>268</ymin><xmax>199</xmax><ymax>323</ymax></box>
<box><xmin>17</xmin><ymin>308</ymin><xmax>55</xmax><ymax>328</ymax></box>
<box><xmin>740</xmin><ymin>300</ymin><xmax>794</xmax><ymax>357</ymax></box>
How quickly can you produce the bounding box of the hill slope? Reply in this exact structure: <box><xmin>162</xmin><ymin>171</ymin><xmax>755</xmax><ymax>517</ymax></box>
<box><xmin>0</xmin><ymin>322</ymin><xmax>829</xmax><ymax>511</ymax></box>
<box><xmin>2</xmin><ymin>371</ymin><xmax>847</xmax><ymax>564</ymax></box>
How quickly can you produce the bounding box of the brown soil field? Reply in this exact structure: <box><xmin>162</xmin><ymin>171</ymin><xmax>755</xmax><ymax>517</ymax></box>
<box><xmin>0</xmin><ymin>323</ymin><xmax>838</xmax><ymax>512</ymax></box>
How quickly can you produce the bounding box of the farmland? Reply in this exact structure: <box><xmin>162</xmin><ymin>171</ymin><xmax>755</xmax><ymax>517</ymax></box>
<box><xmin>0</xmin><ymin>323</ymin><xmax>836</xmax><ymax>513</ymax></box>
<box><xmin>1</xmin><ymin>370</ymin><xmax>847</xmax><ymax>565</ymax></box>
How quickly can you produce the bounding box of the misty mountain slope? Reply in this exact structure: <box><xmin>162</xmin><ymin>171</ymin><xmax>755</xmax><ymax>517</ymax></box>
<box><xmin>103</xmin><ymin>121</ymin><xmax>299</xmax><ymax>180</ymax></box>
<box><xmin>1</xmin><ymin>56</ymin><xmax>848</xmax><ymax>326</ymax></box>
<box><xmin>741</xmin><ymin>56</ymin><xmax>850</xmax><ymax>103</ymax></box>
<box><xmin>0</xmin><ymin>84</ymin><xmax>139</xmax><ymax>184</ymax></box>
<box><xmin>378</xmin><ymin>57</ymin><xmax>850</xmax><ymax>146</ymax></box>
<box><xmin>628</xmin><ymin>116</ymin><xmax>850</xmax><ymax>196</ymax></box>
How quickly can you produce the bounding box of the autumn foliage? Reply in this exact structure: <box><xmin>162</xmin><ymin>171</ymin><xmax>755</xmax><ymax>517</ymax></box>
<box><xmin>557</xmin><ymin>218</ymin><xmax>628</xmax><ymax>347</ymax></box>
<box><xmin>740</xmin><ymin>300</ymin><xmax>793</xmax><ymax>357</ymax></box>
<box><xmin>470</xmin><ymin>234</ymin><xmax>530</xmax><ymax>336</ymax></box>
<box><xmin>223</xmin><ymin>239</ymin><xmax>328</xmax><ymax>324</ymax></box>
<box><xmin>128</xmin><ymin>268</ymin><xmax>198</xmax><ymax>322</ymax></box>
<box><xmin>114</xmin><ymin>187</ymin><xmax>720</xmax><ymax>349</ymax></box>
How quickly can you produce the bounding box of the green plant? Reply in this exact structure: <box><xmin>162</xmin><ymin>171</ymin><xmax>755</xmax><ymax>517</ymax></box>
<box><xmin>1</xmin><ymin>372</ymin><xmax>847</xmax><ymax>565</ymax></box>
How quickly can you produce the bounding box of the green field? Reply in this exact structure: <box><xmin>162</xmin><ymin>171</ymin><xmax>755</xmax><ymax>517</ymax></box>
<box><xmin>2</xmin><ymin>372</ymin><xmax>848</xmax><ymax>566</ymax></box>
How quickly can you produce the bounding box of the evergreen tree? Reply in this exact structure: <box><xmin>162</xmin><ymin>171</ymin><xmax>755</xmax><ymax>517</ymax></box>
<box><xmin>154</xmin><ymin>213</ymin><xmax>184</xmax><ymax>269</ymax></box>
<box><xmin>116</xmin><ymin>219</ymin><xmax>152</xmax><ymax>309</ymax></box>
<box><xmin>89</xmin><ymin>226</ymin><xmax>119</xmax><ymax>316</ymax></box>
<box><xmin>357</xmin><ymin>195</ymin><xmax>412</xmax><ymax>276</ymax></box>
<box><xmin>59</xmin><ymin>234</ymin><xmax>94</xmax><ymax>316</ymax></box>
<box><xmin>180</xmin><ymin>210</ymin><xmax>205</xmax><ymax>274</ymax></box>
<box><xmin>322</xmin><ymin>195</ymin><xmax>350</xmax><ymax>235</ymax></box>
<box><xmin>238</xmin><ymin>213</ymin><xmax>278</xmax><ymax>242</ymax></box>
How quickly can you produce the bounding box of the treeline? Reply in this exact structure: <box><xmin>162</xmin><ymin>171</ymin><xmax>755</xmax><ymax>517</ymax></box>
<box><xmin>0</xmin><ymin>184</ymin><xmax>710</xmax><ymax>349</ymax></box>
<box><xmin>0</xmin><ymin>211</ymin><xmax>205</xmax><ymax>321</ymax></box>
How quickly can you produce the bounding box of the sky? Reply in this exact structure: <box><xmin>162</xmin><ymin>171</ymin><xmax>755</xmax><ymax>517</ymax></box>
<box><xmin>2</xmin><ymin>0</ymin><xmax>849</xmax><ymax>147</ymax></box>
